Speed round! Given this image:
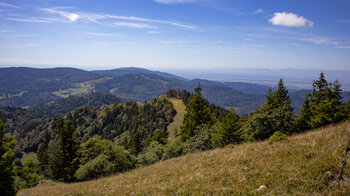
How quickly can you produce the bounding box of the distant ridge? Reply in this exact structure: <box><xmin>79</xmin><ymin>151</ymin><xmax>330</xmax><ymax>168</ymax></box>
<box><xmin>92</xmin><ymin>67</ymin><xmax>187</xmax><ymax>81</ymax></box>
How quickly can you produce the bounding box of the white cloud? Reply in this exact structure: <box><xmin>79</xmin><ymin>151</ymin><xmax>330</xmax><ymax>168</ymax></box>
<box><xmin>66</xmin><ymin>13</ymin><xmax>79</xmax><ymax>22</ymax></box>
<box><xmin>42</xmin><ymin>8</ymin><xmax>79</xmax><ymax>22</ymax></box>
<box><xmin>153</xmin><ymin>0</ymin><xmax>202</xmax><ymax>4</ymax></box>
<box><xmin>253</xmin><ymin>8</ymin><xmax>263</xmax><ymax>14</ymax></box>
<box><xmin>269</xmin><ymin>12</ymin><xmax>313</xmax><ymax>27</ymax></box>
<box><xmin>114</xmin><ymin>22</ymin><xmax>155</xmax><ymax>29</ymax></box>
<box><xmin>0</xmin><ymin>2</ymin><xmax>19</xmax><ymax>9</ymax></box>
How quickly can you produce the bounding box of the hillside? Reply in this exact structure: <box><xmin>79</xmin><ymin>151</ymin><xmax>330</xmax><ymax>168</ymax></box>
<box><xmin>1</xmin><ymin>67</ymin><xmax>349</xmax><ymax>115</ymax></box>
<box><xmin>18</xmin><ymin>121</ymin><xmax>350</xmax><ymax>195</ymax></box>
<box><xmin>0</xmin><ymin>92</ymin><xmax>123</xmax><ymax>136</ymax></box>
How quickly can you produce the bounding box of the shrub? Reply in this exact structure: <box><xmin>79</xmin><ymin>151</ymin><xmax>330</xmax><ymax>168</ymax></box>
<box><xmin>268</xmin><ymin>131</ymin><xmax>287</xmax><ymax>144</ymax></box>
<box><xmin>162</xmin><ymin>138</ymin><xmax>185</xmax><ymax>160</ymax></box>
<box><xmin>183</xmin><ymin>125</ymin><xmax>216</xmax><ymax>154</ymax></box>
<box><xmin>137</xmin><ymin>141</ymin><xmax>164</xmax><ymax>166</ymax></box>
<box><xmin>75</xmin><ymin>154</ymin><xmax>114</xmax><ymax>181</ymax></box>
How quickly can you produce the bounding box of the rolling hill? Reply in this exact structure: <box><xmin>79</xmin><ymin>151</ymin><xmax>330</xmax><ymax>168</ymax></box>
<box><xmin>0</xmin><ymin>67</ymin><xmax>349</xmax><ymax>115</ymax></box>
<box><xmin>18</xmin><ymin>121</ymin><xmax>350</xmax><ymax>195</ymax></box>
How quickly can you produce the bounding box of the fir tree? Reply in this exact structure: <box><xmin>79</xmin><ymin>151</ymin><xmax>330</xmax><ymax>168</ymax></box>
<box><xmin>211</xmin><ymin>108</ymin><xmax>241</xmax><ymax>147</ymax></box>
<box><xmin>49</xmin><ymin>118</ymin><xmax>78</xmax><ymax>182</ymax></box>
<box><xmin>241</xmin><ymin>79</ymin><xmax>295</xmax><ymax>140</ymax></box>
<box><xmin>180</xmin><ymin>83</ymin><xmax>214</xmax><ymax>141</ymax></box>
<box><xmin>309</xmin><ymin>74</ymin><xmax>346</xmax><ymax>128</ymax></box>
<box><xmin>296</xmin><ymin>94</ymin><xmax>312</xmax><ymax>131</ymax></box>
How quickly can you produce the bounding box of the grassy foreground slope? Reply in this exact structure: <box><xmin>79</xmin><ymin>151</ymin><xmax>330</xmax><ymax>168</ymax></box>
<box><xmin>167</xmin><ymin>98</ymin><xmax>186</xmax><ymax>139</ymax></box>
<box><xmin>19</xmin><ymin>122</ymin><xmax>350</xmax><ymax>195</ymax></box>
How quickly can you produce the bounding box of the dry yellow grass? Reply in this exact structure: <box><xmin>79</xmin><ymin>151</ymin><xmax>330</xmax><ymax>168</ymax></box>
<box><xmin>167</xmin><ymin>98</ymin><xmax>186</xmax><ymax>139</ymax></box>
<box><xmin>19</xmin><ymin>121</ymin><xmax>350</xmax><ymax>196</ymax></box>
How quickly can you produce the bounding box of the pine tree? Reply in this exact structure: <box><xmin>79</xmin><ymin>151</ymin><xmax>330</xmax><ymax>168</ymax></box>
<box><xmin>296</xmin><ymin>94</ymin><xmax>312</xmax><ymax>131</ymax></box>
<box><xmin>241</xmin><ymin>79</ymin><xmax>295</xmax><ymax>140</ymax></box>
<box><xmin>49</xmin><ymin>118</ymin><xmax>78</xmax><ymax>182</ymax></box>
<box><xmin>211</xmin><ymin>108</ymin><xmax>241</xmax><ymax>147</ymax></box>
<box><xmin>309</xmin><ymin>74</ymin><xmax>346</xmax><ymax>128</ymax></box>
<box><xmin>180</xmin><ymin>83</ymin><xmax>214</xmax><ymax>141</ymax></box>
<box><xmin>0</xmin><ymin>119</ymin><xmax>17</xmax><ymax>196</ymax></box>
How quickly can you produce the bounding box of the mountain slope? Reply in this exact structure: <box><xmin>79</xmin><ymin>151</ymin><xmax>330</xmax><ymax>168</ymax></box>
<box><xmin>92</xmin><ymin>67</ymin><xmax>186</xmax><ymax>81</ymax></box>
<box><xmin>0</xmin><ymin>67</ymin><xmax>102</xmax><ymax>107</ymax></box>
<box><xmin>18</xmin><ymin>121</ymin><xmax>350</xmax><ymax>195</ymax></box>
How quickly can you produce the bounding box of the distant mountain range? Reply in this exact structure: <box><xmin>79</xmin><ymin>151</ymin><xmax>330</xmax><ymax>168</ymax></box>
<box><xmin>0</xmin><ymin>67</ymin><xmax>349</xmax><ymax>115</ymax></box>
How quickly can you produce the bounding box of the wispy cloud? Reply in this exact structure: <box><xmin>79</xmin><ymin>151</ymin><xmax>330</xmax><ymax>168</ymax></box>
<box><xmin>269</xmin><ymin>12</ymin><xmax>313</xmax><ymax>27</ymax></box>
<box><xmin>253</xmin><ymin>8</ymin><xmax>263</xmax><ymax>14</ymax></box>
<box><xmin>148</xmin><ymin>31</ymin><xmax>160</xmax><ymax>34</ymax></box>
<box><xmin>42</xmin><ymin>8</ymin><xmax>79</xmax><ymax>22</ymax></box>
<box><xmin>38</xmin><ymin>7</ymin><xmax>197</xmax><ymax>29</ymax></box>
<box><xmin>83</xmin><ymin>32</ymin><xmax>114</xmax><ymax>36</ymax></box>
<box><xmin>106</xmin><ymin>15</ymin><xmax>196</xmax><ymax>29</ymax></box>
<box><xmin>153</xmin><ymin>0</ymin><xmax>204</xmax><ymax>4</ymax></box>
<box><xmin>7</xmin><ymin>17</ymin><xmax>67</xmax><ymax>23</ymax></box>
<box><xmin>114</xmin><ymin>22</ymin><xmax>155</xmax><ymax>29</ymax></box>
<box><xmin>299</xmin><ymin>37</ymin><xmax>338</xmax><ymax>45</ymax></box>
<box><xmin>0</xmin><ymin>2</ymin><xmax>19</xmax><ymax>9</ymax></box>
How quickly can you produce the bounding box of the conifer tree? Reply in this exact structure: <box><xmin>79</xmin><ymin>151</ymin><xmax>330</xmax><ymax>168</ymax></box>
<box><xmin>296</xmin><ymin>95</ymin><xmax>312</xmax><ymax>131</ymax></box>
<box><xmin>180</xmin><ymin>83</ymin><xmax>214</xmax><ymax>141</ymax></box>
<box><xmin>309</xmin><ymin>73</ymin><xmax>346</xmax><ymax>128</ymax></box>
<box><xmin>211</xmin><ymin>108</ymin><xmax>241</xmax><ymax>147</ymax></box>
<box><xmin>241</xmin><ymin>79</ymin><xmax>295</xmax><ymax>140</ymax></box>
<box><xmin>0</xmin><ymin>119</ymin><xmax>17</xmax><ymax>196</ymax></box>
<box><xmin>49</xmin><ymin>118</ymin><xmax>78</xmax><ymax>182</ymax></box>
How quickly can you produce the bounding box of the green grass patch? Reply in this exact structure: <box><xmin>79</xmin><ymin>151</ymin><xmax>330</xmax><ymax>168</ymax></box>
<box><xmin>52</xmin><ymin>88</ymin><xmax>88</xmax><ymax>98</ymax></box>
<box><xmin>167</xmin><ymin>98</ymin><xmax>186</xmax><ymax>140</ymax></box>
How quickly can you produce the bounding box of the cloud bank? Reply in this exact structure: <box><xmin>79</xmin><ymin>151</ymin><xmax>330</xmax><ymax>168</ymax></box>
<box><xmin>269</xmin><ymin>12</ymin><xmax>313</xmax><ymax>27</ymax></box>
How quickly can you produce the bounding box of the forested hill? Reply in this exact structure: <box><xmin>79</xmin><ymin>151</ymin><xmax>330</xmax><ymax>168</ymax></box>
<box><xmin>0</xmin><ymin>92</ymin><xmax>123</xmax><ymax>136</ymax></box>
<box><xmin>0</xmin><ymin>67</ymin><xmax>349</xmax><ymax>115</ymax></box>
<box><xmin>92</xmin><ymin>67</ymin><xmax>186</xmax><ymax>81</ymax></box>
<box><xmin>15</xmin><ymin>97</ymin><xmax>176</xmax><ymax>155</ymax></box>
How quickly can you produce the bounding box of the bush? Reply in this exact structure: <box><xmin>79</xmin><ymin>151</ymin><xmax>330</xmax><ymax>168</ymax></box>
<box><xmin>183</xmin><ymin>125</ymin><xmax>216</xmax><ymax>154</ymax></box>
<box><xmin>162</xmin><ymin>138</ymin><xmax>185</xmax><ymax>160</ymax></box>
<box><xmin>268</xmin><ymin>131</ymin><xmax>287</xmax><ymax>144</ymax></box>
<box><xmin>137</xmin><ymin>141</ymin><xmax>164</xmax><ymax>166</ymax></box>
<box><xmin>75</xmin><ymin>136</ymin><xmax>136</xmax><ymax>181</ymax></box>
<box><xmin>75</xmin><ymin>154</ymin><xmax>114</xmax><ymax>181</ymax></box>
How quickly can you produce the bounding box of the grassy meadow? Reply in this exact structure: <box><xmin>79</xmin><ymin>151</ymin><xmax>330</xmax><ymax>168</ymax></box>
<box><xmin>18</xmin><ymin>121</ymin><xmax>350</xmax><ymax>195</ymax></box>
<box><xmin>167</xmin><ymin>98</ymin><xmax>186</xmax><ymax>140</ymax></box>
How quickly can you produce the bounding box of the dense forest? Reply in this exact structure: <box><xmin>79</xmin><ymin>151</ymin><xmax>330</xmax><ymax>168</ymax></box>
<box><xmin>1</xmin><ymin>72</ymin><xmax>350</xmax><ymax>195</ymax></box>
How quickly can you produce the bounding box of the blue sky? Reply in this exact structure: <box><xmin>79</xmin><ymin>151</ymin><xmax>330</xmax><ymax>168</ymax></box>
<box><xmin>0</xmin><ymin>0</ymin><xmax>349</xmax><ymax>71</ymax></box>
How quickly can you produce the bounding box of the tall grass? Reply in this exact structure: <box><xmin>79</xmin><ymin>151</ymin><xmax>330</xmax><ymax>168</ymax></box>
<box><xmin>19</xmin><ymin>121</ymin><xmax>350</xmax><ymax>195</ymax></box>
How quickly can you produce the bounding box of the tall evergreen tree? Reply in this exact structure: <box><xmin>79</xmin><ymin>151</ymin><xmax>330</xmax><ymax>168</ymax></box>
<box><xmin>296</xmin><ymin>95</ymin><xmax>312</xmax><ymax>131</ymax></box>
<box><xmin>0</xmin><ymin>119</ymin><xmax>17</xmax><ymax>196</ymax></box>
<box><xmin>211</xmin><ymin>108</ymin><xmax>241</xmax><ymax>147</ymax></box>
<box><xmin>49</xmin><ymin>118</ymin><xmax>78</xmax><ymax>182</ymax></box>
<box><xmin>241</xmin><ymin>79</ymin><xmax>295</xmax><ymax>140</ymax></box>
<box><xmin>180</xmin><ymin>83</ymin><xmax>214</xmax><ymax>141</ymax></box>
<box><xmin>309</xmin><ymin>74</ymin><xmax>346</xmax><ymax>128</ymax></box>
